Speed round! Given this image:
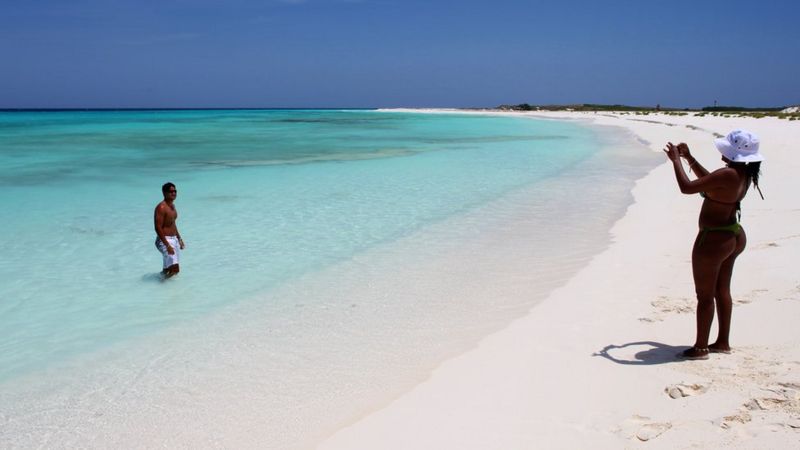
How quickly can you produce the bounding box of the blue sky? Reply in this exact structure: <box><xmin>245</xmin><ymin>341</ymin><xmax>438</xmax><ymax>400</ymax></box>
<box><xmin>1</xmin><ymin>0</ymin><xmax>798</xmax><ymax>108</ymax></box>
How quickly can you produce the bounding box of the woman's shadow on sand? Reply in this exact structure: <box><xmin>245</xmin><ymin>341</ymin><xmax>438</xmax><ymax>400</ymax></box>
<box><xmin>594</xmin><ymin>341</ymin><xmax>690</xmax><ymax>365</ymax></box>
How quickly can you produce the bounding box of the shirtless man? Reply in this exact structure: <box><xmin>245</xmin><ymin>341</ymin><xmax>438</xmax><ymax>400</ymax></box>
<box><xmin>154</xmin><ymin>182</ymin><xmax>185</xmax><ymax>278</ymax></box>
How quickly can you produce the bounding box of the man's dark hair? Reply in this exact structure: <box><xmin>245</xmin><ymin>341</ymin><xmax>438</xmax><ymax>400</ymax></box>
<box><xmin>162</xmin><ymin>182</ymin><xmax>176</xmax><ymax>195</ymax></box>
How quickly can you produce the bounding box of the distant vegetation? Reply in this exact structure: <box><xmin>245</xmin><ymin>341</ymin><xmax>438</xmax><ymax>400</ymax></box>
<box><xmin>498</xmin><ymin>103</ymin><xmax>655</xmax><ymax>112</ymax></box>
<box><xmin>701</xmin><ymin>106</ymin><xmax>784</xmax><ymax>112</ymax></box>
<box><xmin>496</xmin><ymin>103</ymin><xmax>799</xmax><ymax>120</ymax></box>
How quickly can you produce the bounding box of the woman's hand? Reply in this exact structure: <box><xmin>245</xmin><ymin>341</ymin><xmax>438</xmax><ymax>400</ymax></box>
<box><xmin>677</xmin><ymin>143</ymin><xmax>692</xmax><ymax>159</ymax></box>
<box><xmin>663</xmin><ymin>142</ymin><xmax>680</xmax><ymax>162</ymax></box>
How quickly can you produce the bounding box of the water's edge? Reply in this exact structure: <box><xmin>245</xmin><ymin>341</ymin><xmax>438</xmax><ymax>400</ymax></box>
<box><xmin>312</xmin><ymin>113</ymin><xmax>662</xmax><ymax>446</ymax></box>
<box><xmin>0</xmin><ymin>113</ymin><xmax>661</xmax><ymax>449</ymax></box>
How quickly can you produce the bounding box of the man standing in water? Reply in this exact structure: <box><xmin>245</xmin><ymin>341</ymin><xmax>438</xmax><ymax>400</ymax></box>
<box><xmin>154</xmin><ymin>182</ymin><xmax>185</xmax><ymax>278</ymax></box>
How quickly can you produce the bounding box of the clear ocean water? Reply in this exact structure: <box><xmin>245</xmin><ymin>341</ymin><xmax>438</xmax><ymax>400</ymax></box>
<box><xmin>0</xmin><ymin>109</ymin><xmax>659</xmax><ymax>448</ymax></box>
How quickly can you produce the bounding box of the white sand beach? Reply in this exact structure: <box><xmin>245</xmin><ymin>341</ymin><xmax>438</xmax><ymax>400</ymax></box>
<box><xmin>319</xmin><ymin>112</ymin><xmax>800</xmax><ymax>449</ymax></box>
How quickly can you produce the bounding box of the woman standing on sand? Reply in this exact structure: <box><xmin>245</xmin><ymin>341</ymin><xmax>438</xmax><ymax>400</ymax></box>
<box><xmin>664</xmin><ymin>130</ymin><xmax>764</xmax><ymax>360</ymax></box>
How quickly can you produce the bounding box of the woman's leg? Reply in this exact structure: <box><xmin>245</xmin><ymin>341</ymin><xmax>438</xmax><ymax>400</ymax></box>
<box><xmin>711</xmin><ymin>229</ymin><xmax>747</xmax><ymax>352</ymax></box>
<box><xmin>691</xmin><ymin>231</ymin><xmax>737</xmax><ymax>351</ymax></box>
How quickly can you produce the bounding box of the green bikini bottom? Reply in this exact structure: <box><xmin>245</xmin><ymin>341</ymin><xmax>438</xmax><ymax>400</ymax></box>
<box><xmin>699</xmin><ymin>222</ymin><xmax>742</xmax><ymax>245</ymax></box>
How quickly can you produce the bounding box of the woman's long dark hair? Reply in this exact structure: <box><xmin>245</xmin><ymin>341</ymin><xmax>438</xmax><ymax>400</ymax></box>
<box><xmin>745</xmin><ymin>161</ymin><xmax>764</xmax><ymax>199</ymax></box>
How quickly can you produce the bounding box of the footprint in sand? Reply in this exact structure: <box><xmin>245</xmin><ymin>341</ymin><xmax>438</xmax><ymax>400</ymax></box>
<box><xmin>636</xmin><ymin>422</ymin><xmax>672</xmax><ymax>441</ymax></box>
<box><xmin>640</xmin><ymin>296</ymin><xmax>694</xmax><ymax>321</ymax></box>
<box><xmin>718</xmin><ymin>397</ymin><xmax>796</xmax><ymax>430</ymax></box>
<box><xmin>735</xmin><ymin>288</ymin><xmax>769</xmax><ymax>305</ymax></box>
<box><xmin>616</xmin><ymin>415</ymin><xmax>673</xmax><ymax>442</ymax></box>
<box><xmin>776</xmin><ymin>381</ymin><xmax>800</xmax><ymax>393</ymax></box>
<box><xmin>745</xmin><ymin>383</ymin><xmax>800</xmax><ymax>414</ymax></box>
<box><xmin>665</xmin><ymin>382</ymin><xmax>709</xmax><ymax>399</ymax></box>
<box><xmin>718</xmin><ymin>385</ymin><xmax>800</xmax><ymax>430</ymax></box>
<box><xmin>718</xmin><ymin>410</ymin><xmax>752</xmax><ymax>429</ymax></box>
<box><xmin>745</xmin><ymin>397</ymin><xmax>790</xmax><ymax>411</ymax></box>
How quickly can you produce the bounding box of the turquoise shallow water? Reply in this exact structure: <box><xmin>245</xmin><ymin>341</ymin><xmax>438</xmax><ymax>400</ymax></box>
<box><xmin>0</xmin><ymin>110</ymin><xmax>662</xmax><ymax>448</ymax></box>
<box><xmin>1</xmin><ymin>109</ymin><xmax>600</xmax><ymax>381</ymax></box>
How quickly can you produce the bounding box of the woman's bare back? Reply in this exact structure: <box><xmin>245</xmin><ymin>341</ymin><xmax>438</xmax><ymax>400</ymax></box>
<box><xmin>698</xmin><ymin>166</ymin><xmax>750</xmax><ymax>228</ymax></box>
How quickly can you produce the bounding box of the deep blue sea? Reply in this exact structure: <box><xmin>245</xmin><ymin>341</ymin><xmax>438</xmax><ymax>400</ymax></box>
<box><xmin>0</xmin><ymin>109</ymin><xmax>659</xmax><ymax>448</ymax></box>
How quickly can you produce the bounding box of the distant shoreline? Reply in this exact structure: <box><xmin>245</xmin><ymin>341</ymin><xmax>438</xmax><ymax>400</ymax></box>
<box><xmin>2</xmin><ymin>103</ymin><xmax>797</xmax><ymax>114</ymax></box>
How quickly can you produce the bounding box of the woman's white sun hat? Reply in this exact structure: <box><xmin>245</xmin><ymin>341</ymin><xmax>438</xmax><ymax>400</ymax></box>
<box><xmin>714</xmin><ymin>129</ymin><xmax>764</xmax><ymax>162</ymax></box>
